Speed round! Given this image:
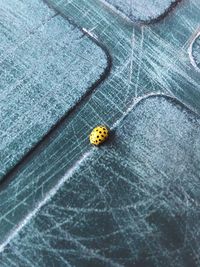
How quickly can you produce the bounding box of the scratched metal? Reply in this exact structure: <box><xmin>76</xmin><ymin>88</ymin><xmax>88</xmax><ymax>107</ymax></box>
<box><xmin>2</xmin><ymin>96</ymin><xmax>200</xmax><ymax>267</ymax></box>
<box><xmin>1</xmin><ymin>0</ymin><xmax>200</xmax><ymax>266</ymax></box>
<box><xmin>0</xmin><ymin>0</ymin><xmax>107</xmax><ymax>178</ymax></box>
<box><xmin>103</xmin><ymin>0</ymin><xmax>179</xmax><ymax>22</ymax></box>
<box><xmin>191</xmin><ymin>34</ymin><xmax>200</xmax><ymax>69</ymax></box>
<box><xmin>46</xmin><ymin>0</ymin><xmax>200</xmax><ymax>111</ymax></box>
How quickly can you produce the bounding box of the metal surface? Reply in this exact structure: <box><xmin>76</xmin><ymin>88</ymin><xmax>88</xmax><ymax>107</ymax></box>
<box><xmin>1</xmin><ymin>0</ymin><xmax>200</xmax><ymax>266</ymax></box>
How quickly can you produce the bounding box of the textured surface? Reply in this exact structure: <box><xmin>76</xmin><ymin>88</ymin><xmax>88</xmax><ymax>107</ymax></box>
<box><xmin>191</xmin><ymin>33</ymin><xmax>200</xmax><ymax>70</ymax></box>
<box><xmin>104</xmin><ymin>0</ymin><xmax>179</xmax><ymax>22</ymax></box>
<box><xmin>2</xmin><ymin>96</ymin><xmax>200</xmax><ymax>267</ymax></box>
<box><xmin>48</xmin><ymin>0</ymin><xmax>200</xmax><ymax>111</ymax></box>
<box><xmin>1</xmin><ymin>0</ymin><xmax>200</xmax><ymax>266</ymax></box>
<box><xmin>0</xmin><ymin>0</ymin><xmax>107</xmax><ymax>178</ymax></box>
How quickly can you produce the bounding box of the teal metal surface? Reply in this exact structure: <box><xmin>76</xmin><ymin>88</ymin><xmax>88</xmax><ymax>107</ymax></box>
<box><xmin>104</xmin><ymin>0</ymin><xmax>179</xmax><ymax>22</ymax></box>
<box><xmin>1</xmin><ymin>0</ymin><xmax>200</xmax><ymax>266</ymax></box>
<box><xmin>0</xmin><ymin>0</ymin><xmax>108</xmax><ymax>178</ymax></box>
<box><xmin>191</xmin><ymin>33</ymin><xmax>200</xmax><ymax>70</ymax></box>
<box><xmin>2</xmin><ymin>96</ymin><xmax>200</xmax><ymax>267</ymax></box>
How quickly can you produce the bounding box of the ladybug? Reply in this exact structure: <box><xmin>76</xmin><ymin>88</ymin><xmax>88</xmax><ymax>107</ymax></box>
<box><xmin>89</xmin><ymin>125</ymin><xmax>109</xmax><ymax>146</ymax></box>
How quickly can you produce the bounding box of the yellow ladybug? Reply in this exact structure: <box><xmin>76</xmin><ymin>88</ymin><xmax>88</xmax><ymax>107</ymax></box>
<box><xmin>89</xmin><ymin>125</ymin><xmax>109</xmax><ymax>146</ymax></box>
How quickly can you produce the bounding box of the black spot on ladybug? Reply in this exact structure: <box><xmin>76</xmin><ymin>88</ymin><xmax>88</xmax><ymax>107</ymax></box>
<box><xmin>90</xmin><ymin>126</ymin><xmax>109</xmax><ymax>146</ymax></box>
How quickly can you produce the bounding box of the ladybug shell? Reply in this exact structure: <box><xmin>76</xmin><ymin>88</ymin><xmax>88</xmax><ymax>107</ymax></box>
<box><xmin>89</xmin><ymin>125</ymin><xmax>109</xmax><ymax>146</ymax></box>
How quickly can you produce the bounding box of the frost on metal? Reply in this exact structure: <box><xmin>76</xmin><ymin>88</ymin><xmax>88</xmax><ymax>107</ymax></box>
<box><xmin>2</xmin><ymin>96</ymin><xmax>200</xmax><ymax>267</ymax></box>
<box><xmin>103</xmin><ymin>0</ymin><xmax>179</xmax><ymax>22</ymax></box>
<box><xmin>0</xmin><ymin>0</ymin><xmax>107</xmax><ymax>178</ymax></box>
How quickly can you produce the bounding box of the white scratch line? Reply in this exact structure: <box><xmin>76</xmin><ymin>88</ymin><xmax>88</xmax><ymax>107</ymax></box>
<box><xmin>135</xmin><ymin>26</ymin><xmax>144</xmax><ymax>97</ymax></box>
<box><xmin>112</xmin><ymin>92</ymin><xmax>169</xmax><ymax>130</ymax></box>
<box><xmin>0</xmin><ymin>150</ymin><xmax>92</xmax><ymax>253</ymax></box>
<box><xmin>82</xmin><ymin>27</ymin><xmax>98</xmax><ymax>40</ymax></box>
<box><xmin>188</xmin><ymin>28</ymin><xmax>200</xmax><ymax>73</ymax></box>
<box><xmin>127</xmin><ymin>26</ymin><xmax>135</xmax><ymax>93</ymax></box>
<box><xmin>98</xmin><ymin>0</ymin><xmax>133</xmax><ymax>24</ymax></box>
